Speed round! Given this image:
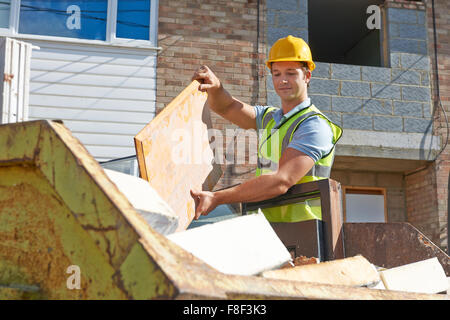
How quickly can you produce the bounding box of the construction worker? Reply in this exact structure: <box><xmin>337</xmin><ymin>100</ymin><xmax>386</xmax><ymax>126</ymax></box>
<box><xmin>190</xmin><ymin>35</ymin><xmax>342</xmax><ymax>222</ymax></box>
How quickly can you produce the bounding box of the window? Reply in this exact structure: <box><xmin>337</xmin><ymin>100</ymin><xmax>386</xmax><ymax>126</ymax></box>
<box><xmin>19</xmin><ymin>0</ymin><xmax>108</xmax><ymax>40</ymax></box>
<box><xmin>308</xmin><ymin>0</ymin><xmax>385</xmax><ymax>67</ymax></box>
<box><xmin>0</xmin><ymin>1</ymin><xmax>10</xmax><ymax>29</ymax></box>
<box><xmin>343</xmin><ymin>187</ymin><xmax>387</xmax><ymax>223</ymax></box>
<box><xmin>116</xmin><ymin>0</ymin><xmax>150</xmax><ymax>41</ymax></box>
<box><xmin>0</xmin><ymin>0</ymin><xmax>158</xmax><ymax>45</ymax></box>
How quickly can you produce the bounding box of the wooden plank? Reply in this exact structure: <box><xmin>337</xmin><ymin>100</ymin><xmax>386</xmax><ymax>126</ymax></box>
<box><xmin>262</xmin><ymin>255</ymin><xmax>380</xmax><ymax>287</ymax></box>
<box><xmin>134</xmin><ymin>80</ymin><xmax>222</xmax><ymax>231</ymax></box>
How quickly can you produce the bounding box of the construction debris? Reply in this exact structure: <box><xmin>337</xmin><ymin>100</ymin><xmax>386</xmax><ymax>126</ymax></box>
<box><xmin>166</xmin><ymin>210</ymin><xmax>291</xmax><ymax>276</ymax></box>
<box><xmin>280</xmin><ymin>256</ymin><xmax>320</xmax><ymax>269</ymax></box>
<box><xmin>104</xmin><ymin>169</ymin><xmax>178</xmax><ymax>235</ymax></box>
<box><xmin>262</xmin><ymin>255</ymin><xmax>381</xmax><ymax>287</ymax></box>
<box><xmin>379</xmin><ymin>257</ymin><xmax>448</xmax><ymax>294</ymax></box>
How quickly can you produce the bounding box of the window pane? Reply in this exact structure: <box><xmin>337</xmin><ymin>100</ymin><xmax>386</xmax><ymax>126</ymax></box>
<box><xmin>19</xmin><ymin>0</ymin><xmax>107</xmax><ymax>40</ymax></box>
<box><xmin>345</xmin><ymin>194</ymin><xmax>385</xmax><ymax>223</ymax></box>
<box><xmin>0</xmin><ymin>0</ymin><xmax>10</xmax><ymax>29</ymax></box>
<box><xmin>116</xmin><ymin>0</ymin><xmax>150</xmax><ymax>40</ymax></box>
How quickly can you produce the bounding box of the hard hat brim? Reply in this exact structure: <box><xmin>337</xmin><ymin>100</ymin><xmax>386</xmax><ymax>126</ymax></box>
<box><xmin>266</xmin><ymin>59</ymin><xmax>316</xmax><ymax>71</ymax></box>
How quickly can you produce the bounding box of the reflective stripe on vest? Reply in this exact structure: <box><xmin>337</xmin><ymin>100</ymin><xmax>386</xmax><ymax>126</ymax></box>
<box><xmin>256</xmin><ymin>104</ymin><xmax>342</xmax><ymax>222</ymax></box>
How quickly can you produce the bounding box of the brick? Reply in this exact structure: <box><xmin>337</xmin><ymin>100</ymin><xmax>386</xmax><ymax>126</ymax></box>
<box><xmin>417</xmin><ymin>41</ymin><xmax>427</xmax><ymax>55</ymax></box>
<box><xmin>387</xmin><ymin>8</ymin><xmax>418</xmax><ymax>24</ymax></box>
<box><xmin>423</xmin><ymin>102</ymin><xmax>432</xmax><ymax>118</ymax></box>
<box><xmin>397</xmin><ymin>23</ymin><xmax>427</xmax><ymax>40</ymax></box>
<box><xmin>389</xmin><ymin>22</ymin><xmax>399</xmax><ymax>37</ymax></box>
<box><xmin>393</xmin><ymin>101</ymin><xmax>423</xmax><ymax>117</ymax></box>
<box><xmin>390</xmin><ymin>38</ymin><xmax>422</xmax><ymax>54</ymax></box>
<box><xmin>401</xmin><ymin>53</ymin><xmax>430</xmax><ymax>70</ymax></box>
<box><xmin>342</xmin><ymin>114</ymin><xmax>372</xmax><ymax>130</ymax></box>
<box><xmin>404</xmin><ymin>118</ymin><xmax>432</xmax><ymax>133</ymax></box>
<box><xmin>341</xmin><ymin>81</ymin><xmax>371</xmax><ymax>97</ymax></box>
<box><xmin>371</xmin><ymin>83</ymin><xmax>402</xmax><ymax>99</ymax></box>
<box><xmin>299</xmin><ymin>0</ymin><xmax>308</xmax><ymax>13</ymax></box>
<box><xmin>309</xmin><ymin>79</ymin><xmax>340</xmax><ymax>95</ymax></box>
<box><xmin>364</xmin><ymin>99</ymin><xmax>393</xmax><ymax>115</ymax></box>
<box><xmin>313</xmin><ymin>62</ymin><xmax>331</xmax><ymax>79</ymax></box>
<box><xmin>322</xmin><ymin>111</ymin><xmax>342</xmax><ymax>126</ymax></box>
<box><xmin>267</xmin><ymin>0</ymin><xmax>298</xmax><ymax>10</ymax></box>
<box><xmin>331</xmin><ymin>64</ymin><xmax>361</xmax><ymax>81</ymax></box>
<box><xmin>417</xmin><ymin>10</ymin><xmax>426</xmax><ymax>25</ymax></box>
<box><xmin>373</xmin><ymin>116</ymin><xmax>403</xmax><ymax>132</ymax></box>
<box><xmin>267</xmin><ymin>90</ymin><xmax>281</xmax><ymax>107</ymax></box>
<box><xmin>278</xmin><ymin>13</ymin><xmax>308</xmax><ymax>29</ymax></box>
<box><xmin>402</xmin><ymin>86</ymin><xmax>431</xmax><ymax>102</ymax></box>
<box><xmin>267</xmin><ymin>11</ymin><xmax>276</xmax><ymax>25</ymax></box>
<box><xmin>392</xmin><ymin>69</ymin><xmax>421</xmax><ymax>85</ymax></box>
<box><xmin>390</xmin><ymin>53</ymin><xmax>401</xmax><ymax>68</ymax></box>
<box><xmin>362</xmin><ymin>66</ymin><xmax>391</xmax><ymax>83</ymax></box>
<box><xmin>310</xmin><ymin>94</ymin><xmax>331</xmax><ymax>111</ymax></box>
<box><xmin>266</xmin><ymin>76</ymin><xmax>274</xmax><ymax>90</ymax></box>
<box><xmin>332</xmin><ymin>96</ymin><xmax>363</xmax><ymax>113</ymax></box>
<box><xmin>421</xmin><ymin>71</ymin><xmax>430</xmax><ymax>86</ymax></box>
<box><xmin>268</xmin><ymin>27</ymin><xmax>308</xmax><ymax>46</ymax></box>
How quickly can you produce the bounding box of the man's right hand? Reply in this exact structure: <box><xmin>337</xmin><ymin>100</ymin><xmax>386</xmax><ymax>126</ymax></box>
<box><xmin>191</xmin><ymin>65</ymin><xmax>257</xmax><ymax>130</ymax></box>
<box><xmin>191</xmin><ymin>65</ymin><xmax>222</xmax><ymax>93</ymax></box>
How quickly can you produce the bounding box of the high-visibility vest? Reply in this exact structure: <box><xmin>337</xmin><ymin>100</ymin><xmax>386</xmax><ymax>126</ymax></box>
<box><xmin>255</xmin><ymin>103</ymin><xmax>343</xmax><ymax>222</ymax></box>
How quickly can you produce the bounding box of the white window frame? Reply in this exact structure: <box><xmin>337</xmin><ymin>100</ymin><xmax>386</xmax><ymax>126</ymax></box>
<box><xmin>0</xmin><ymin>0</ymin><xmax>159</xmax><ymax>49</ymax></box>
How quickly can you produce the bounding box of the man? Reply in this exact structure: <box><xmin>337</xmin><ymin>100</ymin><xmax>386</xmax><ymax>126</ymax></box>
<box><xmin>190</xmin><ymin>35</ymin><xmax>342</xmax><ymax>222</ymax></box>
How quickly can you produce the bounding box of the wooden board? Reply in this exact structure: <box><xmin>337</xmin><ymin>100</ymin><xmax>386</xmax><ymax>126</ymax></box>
<box><xmin>134</xmin><ymin>80</ymin><xmax>222</xmax><ymax>232</ymax></box>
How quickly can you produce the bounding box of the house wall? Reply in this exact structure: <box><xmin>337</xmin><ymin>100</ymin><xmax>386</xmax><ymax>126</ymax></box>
<box><xmin>26</xmin><ymin>40</ymin><xmax>158</xmax><ymax>161</ymax></box>
<box><xmin>156</xmin><ymin>0</ymin><xmax>267</xmax><ymax>189</ymax></box>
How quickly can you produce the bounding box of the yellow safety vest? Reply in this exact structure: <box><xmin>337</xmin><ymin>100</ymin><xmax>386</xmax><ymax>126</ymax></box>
<box><xmin>255</xmin><ymin>103</ymin><xmax>342</xmax><ymax>222</ymax></box>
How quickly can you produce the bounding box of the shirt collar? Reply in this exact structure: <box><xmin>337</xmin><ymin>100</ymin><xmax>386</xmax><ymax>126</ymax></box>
<box><xmin>273</xmin><ymin>98</ymin><xmax>311</xmax><ymax>126</ymax></box>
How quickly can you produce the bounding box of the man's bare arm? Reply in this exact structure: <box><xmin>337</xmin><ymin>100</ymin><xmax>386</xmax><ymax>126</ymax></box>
<box><xmin>190</xmin><ymin>148</ymin><xmax>315</xmax><ymax>219</ymax></box>
<box><xmin>192</xmin><ymin>65</ymin><xmax>257</xmax><ymax>130</ymax></box>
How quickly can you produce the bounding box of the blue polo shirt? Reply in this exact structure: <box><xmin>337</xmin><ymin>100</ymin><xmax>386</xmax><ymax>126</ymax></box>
<box><xmin>254</xmin><ymin>98</ymin><xmax>334</xmax><ymax>162</ymax></box>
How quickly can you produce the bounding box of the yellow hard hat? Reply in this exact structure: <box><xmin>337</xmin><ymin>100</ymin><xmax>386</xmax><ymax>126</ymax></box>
<box><xmin>266</xmin><ymin>35</ymin><xmax>316</xmax><ymax>71</ymax></box>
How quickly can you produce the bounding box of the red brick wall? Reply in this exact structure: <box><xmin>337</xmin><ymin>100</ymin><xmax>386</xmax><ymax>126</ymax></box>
<box><xmin>401</xmin><ymin>0</ymin><xmax>449</xmax><ymax>250</ymax></box>
<box><xmin>156</xmin><ymin>0</ymin><xmax>267</xmax><ymax>190</ymax></box>
<box><xmin>426</xmin><ymin>0</ymin><xmax>450</xmax><ymax>251</ymax></box>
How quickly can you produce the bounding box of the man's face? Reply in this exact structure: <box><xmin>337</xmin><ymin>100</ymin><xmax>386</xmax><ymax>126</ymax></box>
<box><xmin>271</xmin><ymin>61</ymin><xmax>311</xmax><ymax>103</ymax></box>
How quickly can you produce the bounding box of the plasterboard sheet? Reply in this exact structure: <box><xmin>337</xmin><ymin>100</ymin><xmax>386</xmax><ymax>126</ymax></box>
<box><xmin>166</xmin><ymin>211</ymin><xmax>292</xmax><ymax>276</ymax></box>
<box><xmin>380</xmin><ymin>257</ymin><xmax>448</xmax><ymax>294</ymax></box>
<box><xmin>134</xmin><ymin>81</ymin><xmax>222</xmax><ymax>232</ymax></box>
<box><xmin>104</xmin><ymin>168</ymin><xmax>178</xmax><ymax>235</ymax></box>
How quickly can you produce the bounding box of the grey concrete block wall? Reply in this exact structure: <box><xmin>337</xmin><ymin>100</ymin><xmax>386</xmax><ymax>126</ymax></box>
<box><xmin>264</xmin><ymin>0</ymin><xmax>433</xmax><ymax>135</ymax></box>
<box><xmin>265</xmin><ymin>0</ymin><xmax>309</xmax><ymax>111</ymax></box>
<box><xmin>307</xmin><ymin>54</ymin><xmax>432</xmax><ymax>134</ymax></box>
<box><xmin>387</xmin><ymin>7</ymin><xmax>427</xmax><ymax>55</ymax></box>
